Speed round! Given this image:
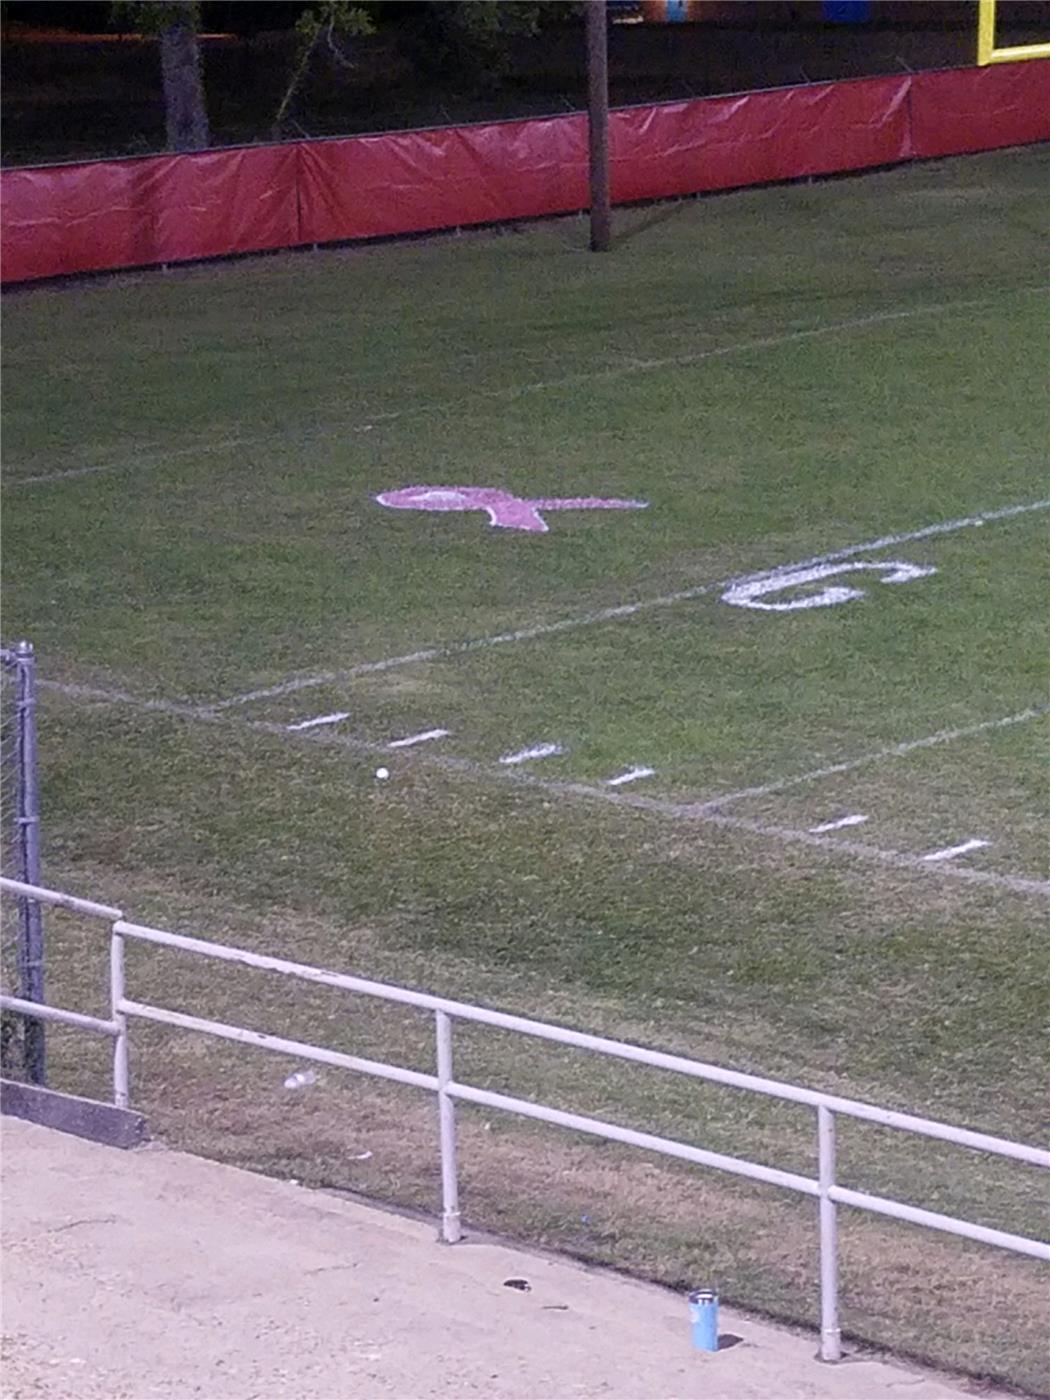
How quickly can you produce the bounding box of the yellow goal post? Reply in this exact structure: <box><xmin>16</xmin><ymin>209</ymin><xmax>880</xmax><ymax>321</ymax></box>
<box><xmin>977</xmin><ymin>0</ymin><xmax>1050</xmax><ymax>65</ymax></box>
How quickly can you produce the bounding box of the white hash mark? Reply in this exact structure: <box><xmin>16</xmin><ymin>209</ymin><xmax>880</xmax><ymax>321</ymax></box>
<box><xmin>500</xmin><ymin>743</ymin><xmax>565</xmax><ymax>766</ymax></box>
<box><xmin>809</xmin><ymin>814</ymin><xmax>869</xmax><ymax>833</ymax></box>
<box><xmin>388</xmin><ymin>728</ymin><xmax>450</xmax><ymax>749</ymax></box>
<box><xmin>286</xmin><ymin>711</ymin><xmax>351</xmax><ymax>732</ymax></box>
<box><xmin>606</xmin><ymin>767</ymin><xmax>656</xmax><ymax>787</ymax></box>
<box><xmin>922</xmin><ymin>838</ymin><xmax>990</xmax><ymax>863</ymax></box>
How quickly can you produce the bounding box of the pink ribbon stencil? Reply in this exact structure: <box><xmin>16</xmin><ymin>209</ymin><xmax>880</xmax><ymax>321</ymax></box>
<box><xmin>376</xmin><ymin>486</ymin><xmax>648</xmax><ymax>533</ymax></box>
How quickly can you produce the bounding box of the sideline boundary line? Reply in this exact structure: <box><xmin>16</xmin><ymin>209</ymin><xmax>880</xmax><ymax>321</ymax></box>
<box><xmin>209</xmin><ymin>497</ymin><xmax>1050</xmax><ymax>711</ymax></box>
<box><xmin>37</xmin><ymin>678</ymin><xmax>1050</xmax><ymax>898</ymax></box>
<box><xmin>9</xmin><ymin>284</ymin><xmax>1048</xmax><ymax>490</ymax></box>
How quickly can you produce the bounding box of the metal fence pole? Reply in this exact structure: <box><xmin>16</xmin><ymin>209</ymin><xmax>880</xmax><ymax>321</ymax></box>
<box><xmin>15</xmin><ymin>641</ymin><xmax>46</xmax><ymax>1085</ymax></box>
<box><xmin>817</xmin><ymin>1104</ymin><xmax>842</xmax><ymax>1361</ymax></box>
<box><xmin>435</xmin><ymin>1009</ymin><xmax>462</xmax><ymax>1243</ymax></box>
<box><xmin>586</xmin><ymin>0</ymin><xmax>611</xmax><ymax>253</ymax></box>
<box><xmin>110</xmin><ymin>925</ymin><xmax>130</xmax><ymax>1108</ymax></box>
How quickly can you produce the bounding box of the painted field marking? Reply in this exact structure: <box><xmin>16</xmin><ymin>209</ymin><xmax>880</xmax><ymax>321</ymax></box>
<box><xmin>11</xmin><ymin>284</ymin><xmax>1047</xmax><ymax>489</ymax></box>
<box><xmin>696</xmin><ymin>704</ymin><xmax>1050</xmax><ymax>810</ymax></box>
<box><xmin>256</xmin><ymin>725</ymin><xmax>1048</xmax><ymax>897</ymax></box>
<box><xmin>809</xmin><ymin>814</ymin><xmax>869</xmax><ymax>834</ymax></box>
<box><xmin>722</xmin><ymin>560</ymin><xmax>935</xmax><ymax>612</ymax></box>
<box><xmin>376</xmin><ymin>486</ymin><xmax>648</xmax><ymax>534</ymax></box>
<box><xmin>606</xmin><ymin>766</ymin><xmax>656</xmax><ymax>787</ymax></box>
<box><xmin>388</xmin><ymin>728</ymin><xmax>450</xmax><ymax>749</ymax></box>
<box><xmin>35</xmin><ymin>679</ymin><xmax>208</xmax><ymax>721</ymax></box>
<box><xmin>286</xmin><ymin>711</ymin><xmax>350</xmax><ymax>732</ymax></box>
<box><xmin>208</xmin><ymin>497</ymin><xmax>1050</xmax><ymax>711</ymax></box>
<box><xmin>37</xmin><ymin>678</ymin><xmax>1050</xmax><ymax>899</ymax></box>
<box><xmin>922</xmin><ymin>838</ymin><xmax>990</xmax><ymax>863</ymax></box>
<box><xmin>499</xmin><ymin>743</ymin><xmax>565</xmax><ymax>766</ymax></box>
<box><xmin>7</xmin><ymin>435</ymin><xmax>256</xmax><ymax>489</ymax></box>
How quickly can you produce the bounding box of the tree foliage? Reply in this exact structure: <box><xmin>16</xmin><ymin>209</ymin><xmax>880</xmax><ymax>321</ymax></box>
<box><xmin>272</xmin><ymin>1</ymin><xmax>376</xmax><ymax>137</ymax></box>
<box><xmin>110</xmin><ymin>0</ymin><xmax>200</xmax><ymax>36</ymax></box>
<box><xmin>399</xmin><ymin>2</ymin><xmax>581</xmax><ymax>90</ymax></box>
<box><xmin>104</xmin><ymin>1</ymin><xmax>585</xmax><ymax>152</ymax></box>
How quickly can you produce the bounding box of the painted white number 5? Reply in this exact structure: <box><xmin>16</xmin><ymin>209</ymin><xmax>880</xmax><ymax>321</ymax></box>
<box><xmin>722</xmin><ymin>559</ymin><xmax>936</xmax><ymax>612</ymax></box>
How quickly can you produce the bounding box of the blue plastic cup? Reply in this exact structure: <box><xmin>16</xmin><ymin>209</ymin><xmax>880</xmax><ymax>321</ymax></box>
<box><xmin>689</xmin><ymin>1288</ymin><xmax>719</xmax><ymax>1352</ymax></box>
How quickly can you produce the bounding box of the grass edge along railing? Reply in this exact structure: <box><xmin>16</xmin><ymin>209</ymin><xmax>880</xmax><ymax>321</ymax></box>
<box><xmin>1</xmin><ymin>876</ymin><xmax>1047</xmax><ymax>1364</ymax></box>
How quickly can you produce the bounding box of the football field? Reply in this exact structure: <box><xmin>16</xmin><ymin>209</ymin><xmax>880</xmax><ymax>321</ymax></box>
<box><xmin>3</xmin><ymin>144</ymin><xmax>1048</xmax><ymax>1387</ymax></box>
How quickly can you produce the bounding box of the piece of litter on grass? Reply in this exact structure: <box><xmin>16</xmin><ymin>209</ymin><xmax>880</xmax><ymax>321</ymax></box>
<box><xmin>283</xmin><ymin>1069</ymin><xmax>318</xmax><ymax>1090</ymax></box>
<box><xmin>351</xmin><ymin>1151</ymin><xmax>373</xmax><ymax>1161</ymax></box>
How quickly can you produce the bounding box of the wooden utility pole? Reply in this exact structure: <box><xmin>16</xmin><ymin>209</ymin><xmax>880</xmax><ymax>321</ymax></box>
<box><xmin>586</xmin><ymin>0</ymin><xmax>611</xmax><ymax>252</ymax></box>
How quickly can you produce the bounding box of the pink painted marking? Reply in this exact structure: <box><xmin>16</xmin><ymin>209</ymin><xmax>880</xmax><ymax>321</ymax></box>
<box><xmin>376</xmin><ymin>486</ymin><xmax>648</xmax><ymax>533</ymax></box>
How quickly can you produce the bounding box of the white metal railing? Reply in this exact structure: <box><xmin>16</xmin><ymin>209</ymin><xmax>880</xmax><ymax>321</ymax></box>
<box><xmin>2</xmin><ymin>876</ymin><xmax>1048</xmax><ymax>1363</ymax></box>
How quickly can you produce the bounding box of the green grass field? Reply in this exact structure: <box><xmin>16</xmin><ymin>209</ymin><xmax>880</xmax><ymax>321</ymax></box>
<box><xmin>3</xmin><ymin>145</ymin><xmax>1049</xmax><ymax>1390</ymax></box>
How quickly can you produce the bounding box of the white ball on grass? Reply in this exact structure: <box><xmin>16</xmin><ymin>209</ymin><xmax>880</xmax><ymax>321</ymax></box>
<box><xmin>375</xmin><ymin>766</ymin><xmax>390</xmax><ymax>781</ymax></box>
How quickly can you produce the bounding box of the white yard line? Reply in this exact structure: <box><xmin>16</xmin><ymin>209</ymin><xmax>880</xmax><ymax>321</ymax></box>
<box><xmin>36</xmin><ymin>678</ymin><xmax>1050</xmax><ymax>898</ymax></box>
<box><xmin>922</xmin><ymin>838</ymin><xmax>990</xmax><ymax>863</ymax></box>
<box><xmin>694</xmin><ymin>704</ymin><xmax>1050</xmax><ymax>810</ymax></box>
<box><xmin>208</xmin><ymin>497</ymin><xmax>1050</xmax><ymax>711</ymax></box>
<box><xmin>808</xmin><ymin>814</ymin><xmax>868</xmax><ymax>834</ymax></box>
<box><xmin>8</xmin><ymin>436</ymin><xmax>256</xmax><ymax>488</ymax></box>
<box><xmin>10</xmin><ymin>285</ymin><xmax>1047</xmax><ymax>491</ymax></box>
<box><xmin>387</xmin><ymin>728</ymin><xmax>450</xmax><ymax>749</ymax></box>
<box><xmin>340</xmin><ymin>291</ymin><xmax>1049</xmax><ymax>432</ymax></box>
<box><xmin>286</xmin><ymin>711</ymin><xmax>350</xmax><ymax>732</ymax></box>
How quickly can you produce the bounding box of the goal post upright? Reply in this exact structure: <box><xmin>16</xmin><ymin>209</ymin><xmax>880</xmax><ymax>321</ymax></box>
<box><xmin>977</xmin><ymin>0</ymin><xmax>1050</xmax><ymax>65</ymax></box>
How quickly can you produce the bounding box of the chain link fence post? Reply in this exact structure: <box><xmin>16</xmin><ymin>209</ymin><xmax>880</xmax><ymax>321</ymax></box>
<box><xmin>1</xmin><ymin>640</ymin><xmax>46</xmax><ymax>1084</ymax></box>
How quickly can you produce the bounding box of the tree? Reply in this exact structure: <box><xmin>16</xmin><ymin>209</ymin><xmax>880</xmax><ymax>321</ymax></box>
<box><xmin>272</xmin><ymin>1</ymin><xmax>375</xmax><ymax>139</ymax></box>
<box><xmin>398</xmin><ymin>2</ymin><xmax>580</xmax><ymax>93</ymax></box>
<box><xmin>111</xmin><ymin>1</ymin><xmax>210</xmax><ymax>152</ymax></box>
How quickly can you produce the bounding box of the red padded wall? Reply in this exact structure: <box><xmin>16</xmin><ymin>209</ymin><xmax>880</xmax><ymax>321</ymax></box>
<box><xmin>910</xmin><ymin>61</ymin><xmax>1050</xmax><ymax>158</ymax></box>
<box><xmin>2</xmin><ymin>64</ymin><xmax>1047</xmax><ymax>284</ymax></box>
<box><xmin>297</xmin><ymin>114</ymin><xmax>589</xmax><ymax>244</ymax></box>
<box><xmin>609</xmin><ymin>76</ymin><xmax>912</xmax><ymax>204</ymax></box>
<box><xmin>1</xmin><ymin>143</ymin><xmax>299</xmax><ymax>283</ymax></box>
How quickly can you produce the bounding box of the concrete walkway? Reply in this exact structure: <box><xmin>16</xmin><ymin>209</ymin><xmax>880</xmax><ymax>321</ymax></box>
<box><xmin>1</xmin><ymin>1117</ymin><xmax>996</xmax><ymax>1400</ymax></box>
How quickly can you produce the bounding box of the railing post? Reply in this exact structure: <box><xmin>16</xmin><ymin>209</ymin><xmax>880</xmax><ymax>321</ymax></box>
<box><xmin>110</xmin><ymin>924</ymin><xmax>130</xmax><ymax>1109</ymax></box>
<box><xmin>435</xmin><ymin>1009</ymin><xmax>462</xmax><ymax>1243</ymax></box>
<box><xmin>817</xmin><ymin>1104</ymin><xmax>842</xmax><ymax>1361</ymax></box>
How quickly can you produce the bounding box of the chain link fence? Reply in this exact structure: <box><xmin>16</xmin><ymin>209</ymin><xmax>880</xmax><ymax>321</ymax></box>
<box><xmin>1</xmin><ymin>640</ymin><xmax>46</xmax><ymax>1084</ymax></box>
